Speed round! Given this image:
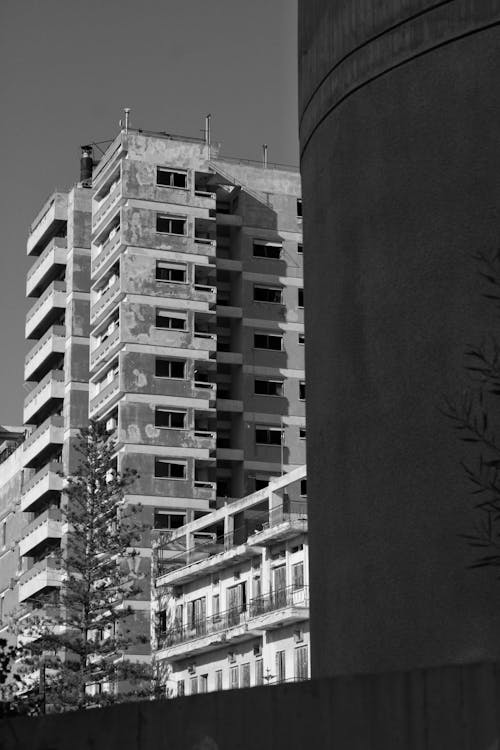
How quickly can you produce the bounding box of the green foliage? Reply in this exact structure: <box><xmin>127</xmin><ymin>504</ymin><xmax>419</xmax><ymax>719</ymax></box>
<box><xmin>442</xmin><ymin>250</ymin><xmax>500</xmax><ymax>571</ymax></box>
<box><xmin>16</xmin><ymin>420</ymin><xmax>155</xmax><ymax>711</ymax></box>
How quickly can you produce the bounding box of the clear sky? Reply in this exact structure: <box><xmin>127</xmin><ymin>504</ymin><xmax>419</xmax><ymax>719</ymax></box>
<box><xmin>0</xmin><ymin>0</ymin><xmax>298</xmax><ymax>425</ymax></box>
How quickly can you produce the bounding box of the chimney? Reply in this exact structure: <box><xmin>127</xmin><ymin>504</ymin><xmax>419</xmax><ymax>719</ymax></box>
<box><xmin>80</xmin><ymin>145</ymin><xmax>93</xmax><ymax>185</ymax></box>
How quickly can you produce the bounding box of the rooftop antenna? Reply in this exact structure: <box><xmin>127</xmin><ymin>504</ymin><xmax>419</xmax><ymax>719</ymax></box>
<box><xmin>263</xmin><ymin>144</ymin><xmax>268</xmax><ymax>168</ymax></box>
<box><xmin>119</xmin><ymin>107</ymin><xmax>131</xmax><ymax>133</ymax></box>
<box><xmin>205</xmin><ymin>114</ymin><xmax>211</xmax><ymax>158</ymax></box>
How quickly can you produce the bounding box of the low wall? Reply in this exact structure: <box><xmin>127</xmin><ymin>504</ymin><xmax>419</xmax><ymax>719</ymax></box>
<box><xmin>1</xmin><ymin>661</ymin><xmax>500</xmax><ymax>749</ymax></box>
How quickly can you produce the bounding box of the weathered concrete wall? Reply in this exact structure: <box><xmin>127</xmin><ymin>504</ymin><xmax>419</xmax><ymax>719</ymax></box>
<box><xmin>299</xmin><ymin>1</ymin><xmax>500</xmax><ymax>677</ymax></box>
<box><xmin>3</xmin><ymin>661</ymin><xmax>500</xmax><ymax>750</ymax></box>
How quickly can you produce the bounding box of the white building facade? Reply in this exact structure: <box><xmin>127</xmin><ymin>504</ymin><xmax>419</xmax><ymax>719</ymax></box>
<box><xmin>153</xmin><ymin>466</ymin><xmax>309</xmax><ymax>696</ymax></box>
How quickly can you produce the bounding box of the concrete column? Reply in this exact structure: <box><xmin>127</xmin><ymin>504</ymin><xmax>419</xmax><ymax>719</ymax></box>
<box><xmin>299</xmin><ymin>0</ymin><xmax>500</xmax><ymax>677</ymax></box>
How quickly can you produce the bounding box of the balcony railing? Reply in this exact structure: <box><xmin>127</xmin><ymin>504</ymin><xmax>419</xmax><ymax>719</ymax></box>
<box><xmin>24</xmin><ymin>325</ymin><xmax>66</xmax><ymax>381</ymax></box>
<box><xmin>25</xmin><ymin>281</ymin><xmax>66</xmax><ymax>339</ymax></box>
<box><xmin>90</xmin><ymin>328</ymin><xmax>120</xmax><ymax>371</ymax></box>
<box><xmin>26</xmin><ymin>237</ymin><xmax>67</xmax><ymax>296</ymax></box>
<box><xmin>157</xmin><ymin>586</ymin><xmax>309</xmax><ymax>650</ymax></box>
<box><xmin>23</xmin><ymin>369</ymin><xmax>64</xmax><ymax>419</ymax></box>
<box><xmin>21</xmin><ymin>461</ymin><xmax>63</xmax><ymax>512</ymax></box>
<box><xmin>90</xmin><ymin>279</ymin><xmax>121</xmax><ymax>324</ymax></box>
<box><xmin>21</xmin><ymin>507</ymin><xmax>62</xmax><ymax>541</ymax></box>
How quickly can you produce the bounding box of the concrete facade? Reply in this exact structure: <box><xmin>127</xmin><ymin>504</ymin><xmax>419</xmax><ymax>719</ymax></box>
<box><xmin>153</xmin><ymin>466</ymin><xmax>309</xmax><ymax>696</ymax></box>
<box><xmin>88</xmin><ymin>130</ymin><xmax>305</xmax><ymax>660</ymax></box>
<box><xmin>299</xmin><ymin>1</ymin><xmax>500</xmax><ymax>677</ymax></box>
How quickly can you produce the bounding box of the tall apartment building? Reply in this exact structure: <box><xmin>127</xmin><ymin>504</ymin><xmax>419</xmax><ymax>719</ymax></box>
<box><xmin>0</xmin><ymin>125</ymin><xmax>305</xmax><ymax>667</ymax></box>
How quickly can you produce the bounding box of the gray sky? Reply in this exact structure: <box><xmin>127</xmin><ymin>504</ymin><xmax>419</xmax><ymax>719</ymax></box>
<box><xmin>0</xmin><ymin>0</ymin><xmax>298</xmax><ymax>425</ymax></box>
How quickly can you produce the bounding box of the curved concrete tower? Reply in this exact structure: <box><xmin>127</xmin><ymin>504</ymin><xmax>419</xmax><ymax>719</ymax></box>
<box><xmin>299</xmin><ymin>2</ymin><xmax>500</xmax><ymax>677</ymax></box>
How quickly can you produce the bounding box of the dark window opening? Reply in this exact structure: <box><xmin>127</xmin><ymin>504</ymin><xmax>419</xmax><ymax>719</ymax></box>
<box><xmin>155</xmin><ymin>310</ymin><xmax>186</xmax><ymax>330</ymax></box>
<box><xmin>254</xmin><ymin>379</ymin><xmax>283</xmax><ymax>396</ymax></box>
<box><xmin>155</xmin><ymin>358</ymin><xmax>185</xmax><ymax>378</ymax></box>
<box><xmin>254</xmin><ymin>333</ymin><xmax>282</xmax><ymax>351</ymax></box>
<box><xmin>156</xmin><ymin>214</ymin><xmax>186</xmax><ymax>235</ymax></box>
<box><xmin>154</xmin><ymin>459</ymin><xmax>186</xmax><ymax>479</ymax></box>
<box><xmin>156</xmin><ymin>262</ymin><xmax>186</xmax><ymax>283</ymax></box>
<box><xmin>253</xmin><ymin>242</ymin><xmax>282</xmax><ymax>259</ymax></box>
<box><xmin>157</xmin><ymin>168</ymin><xmax>187</xmax><ymax>189</ymax></box>
<box><xmin>298</xmin><ymin>288</ymin><xmax>304</xmax><ymax>308</ymax></box>
<box><xmin>254</xmin><ymin>286</ymin><xmax>282</xmax><ymax>304</ymax></box>
<box><xmin>155</xmin><ymin>408</ymin><xmax>186</xmax><ymax>429</ymax></box>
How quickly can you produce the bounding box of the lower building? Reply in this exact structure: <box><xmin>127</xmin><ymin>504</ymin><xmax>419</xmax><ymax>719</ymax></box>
<box><xmin>152</xmin><ymin>466</ymin><xmax>309</xmax><ymax>696</ymax></box>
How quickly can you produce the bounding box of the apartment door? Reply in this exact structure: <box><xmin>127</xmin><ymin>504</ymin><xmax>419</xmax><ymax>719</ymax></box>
<box><xmin>227</xmin><ymin>582</ymin><xmax>246</xmax><ymax>625</ymax></box>
<box><xmin>273</xmin><ymin>565</ymin><xmax>287</xmax><ymax>607</ymax></box>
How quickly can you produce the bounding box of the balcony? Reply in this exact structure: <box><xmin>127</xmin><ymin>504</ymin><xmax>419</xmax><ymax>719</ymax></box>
<box><xmin>27</xmin><ymin>192</ymin><xmax>67</xmax><ymax>257</ymax></box>
<box><xmin>193</xmin><ymin>480</ymin><xmax>216</xmax><ymax>502</ymax></box>
<box><xmin>21</xmin><ymin>462</ymin><xmax>63</xmax><ymax>512</ymax></box>
<box><xmin>26</xmin><ymin>238</ymin><xmax>67</xmax><ymax>298</ymax></box>
<box><xmin>92</xmin><ymin>177</ymin><xmax>123</xmax><ymax>232</ymax></box>
<box><xmin>89</xmin><ymin>327</ymin><xmax>120</xmax><ymax>372</ymax></box>
<box><xmin>92</xmin><ymin>227</ymin><xmax>123</xmax><ymax>279</ymax></box>
<box><xmin>23</xmin><ymin>370</ymin><xmax>65</xmax><ymax>424</ymax></box>
<box><xmin>192</xmin><ymin>284</ymin><xmax>217</xmax><ymax>307</ymax></box>
<box><xmin>24</xmin><ymin>325</ymin><xmax>65</xmax><ymax>382</ymax></box>
<box><xmin>157</xmin><ymin>536</ymin><xmax>261</xmax><ymax>587</ymax></box>
<box><xmin>18</xmin><ymin>557</ymin><xmax>62</xmax><ymax>603</ymax></box>
<box><xmin>19</xmin><ymin>507</ymin><xmax>62</xmax><ymax>558</ymax></box>
<box><xmin>247</xmin><ymin>511</ymin><xmax>308</xmax><ymax>547</ymax></box>
<box><xmin>156</xmin><ymin>586</ymin><xmax>309</xmax><ymax>661</ymax></box>
<box><xmin>90</xmin><ymin>278</ymin><xmax>122</xmax><ymax>327</ymax></box>
<box><xmin>193</xmin><ymin>381</ymin><xmax>217</xmax><ymax>405</ymax></box>
<box><xmin>23</xmin><ymin>416</ymin><xmax>64</xmax><ymax>468</ymax></box>
<box><xmin>192</xmin><ymin>332</ymin><xmax>217</xmax><ymax>356</ymax></box>
<box><xmin>25</xmin><ymin>281</ymin><xmax>66</xmax><ymax>340</ymax></box>
<box><xmin>89</xmin><ymin>376</ymin><xmax>121</xmax><ymax>418</ymax></box>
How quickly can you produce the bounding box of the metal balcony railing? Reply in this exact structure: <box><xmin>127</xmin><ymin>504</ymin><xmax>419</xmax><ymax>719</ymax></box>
<box><xmin>157</xmin><ymin>585</ymin><xmax>309</xmax><ymax>650</ymax></box>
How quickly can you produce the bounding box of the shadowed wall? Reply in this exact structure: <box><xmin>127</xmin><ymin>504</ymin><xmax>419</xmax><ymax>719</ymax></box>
<box><xmin>299</xmin><ymin>1</ymin><xmax>500</xmax><ymax>676</ymax></box>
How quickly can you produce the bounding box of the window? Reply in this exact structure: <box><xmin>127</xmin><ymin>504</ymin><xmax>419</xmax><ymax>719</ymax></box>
<box><xmin>157</xmin><ymin>167</ymin><xmax>187</xmax><ymax>189</ymax></box>
<box><xmin>154</xmin><ymin>459</ymin><xmax>186</xmax><ymax>479</ymax></box>
<box><xmin>298</xmin><ymin>288</ymin><xmax>304</xmax><ymax>308</ymax></box>
<box><xmin>300</xmin><ymin>479</ymin><xmax>307</xmax><ymax>496</ymax></box>
<box><xmin>230</xmin><ymin>665</ymin><xmax>239</xmax><ymax>690</ymax></box>
<box><xmin>254</xmin><ymin>285</ymin><xmax>282</xmax><ymax>304</ymax></box>
<box><xmin>297</xmin><ymin>243</ymin><xmax>303</xmax><ymax>254</ymax></box>
<box><xmin>177</xmin><ymin>680</ymin><xmax>185</xmax><ymax>697</ymax></box>
<box><xmin>158</xmin><ymin>609</ymin><xmax>167</xmax><ymax>633</ymax></box>
<box><xmin>199</xmin><ymin>674</ymin><xmax>208</xmax><ymax>694</ymax></box>
<box><xmin>255</xmin><ymin>659</ymin><xmax>263</xmax><ymax>686</ymax></box>
<box><xmin>155</xmin><ymin>358</ymin><xmax>185</xmax><ymax>379</ymax></box>
<box><xmin>299</xmin><ymin>381</ymin><xmax>306</xmax><ymax>401</ymax></box>
<box><xmin>153</xmin><ymin>510</ymin><xmax>186</xmax><ymax>530</ymax></box>
<box><xmin>212</xmin><ymin>594</ymin><xmax>220</xmax><ymax>619</ymax></box>
<box><xmin>156</xmin><ymin>214</ymin><xmax>186</xmax><ymax>235</ymax></box>
<box><xmin>253</xmin><ymin>241</ymin><xmax>282</xmax><ymax>259</ymax></box>
<box><xmin>155</xmin><ymin>408</ymin><xmax>186</xmax><ymax>429</ymax></box>
<box><xmin>215</xmin><ymin>669</ymin><xmax>223</xmax><ymax>691</ymax></box>
<box><xmin>292</xmin><ymin>562</ymin><xmax>304</xmax><ymax>590</ymax></box>
<box><xmin>298</xmin><ymin>333</ymin><xmax>305</xmax><ymax>345</ymax></box>
<box><xmin>295</xmin><ymin>645</ymin><xmax>309</xmax><ymax>681</ymax></box>
<box><xmin>276</xmin><ymin>650</ymin><xmax>286</xmax><ymax>683</ymax></box>
<box><xmin>254</xmin><ymin>332</ymin><xmax>283</xmax><ymax>351</ymax></box>
<box><xmin>155</xmin><ymin>309</ymin><xmax>186</xmax><ymax>330</ymax></box>
<box><xmin>241</xmin><ymin>663</ymin><xmax>250</xmax><ymax>688</ymax></box>
<box><xmin>156</xmin><ymin>261</ymin><xmax>186</xmax><ymax>283</ymax></box>
<box><xmin>190</xmin><ymin>677</ymin><xmax>198</xmax><ymax>695</ymax></box>
<box><xmin>254</xmin><ymin>379</ymin><xmax>283</xmax><ymax>397</ymax></box>
<box><xmin>297</xmin><ymin>199</ymin><xmax>302</xmax><ymax>218</ymax></box>
<box><xmin>255</xmin><ymin>426</ymin><xmax>282</xmax><ymax>446</ymax></box>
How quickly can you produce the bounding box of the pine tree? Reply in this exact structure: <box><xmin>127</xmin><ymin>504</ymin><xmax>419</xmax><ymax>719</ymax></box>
<box><xmin>16</xmin><ymin>420</ymin><xmax>154</xmax><ymax>711</ymax></box>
